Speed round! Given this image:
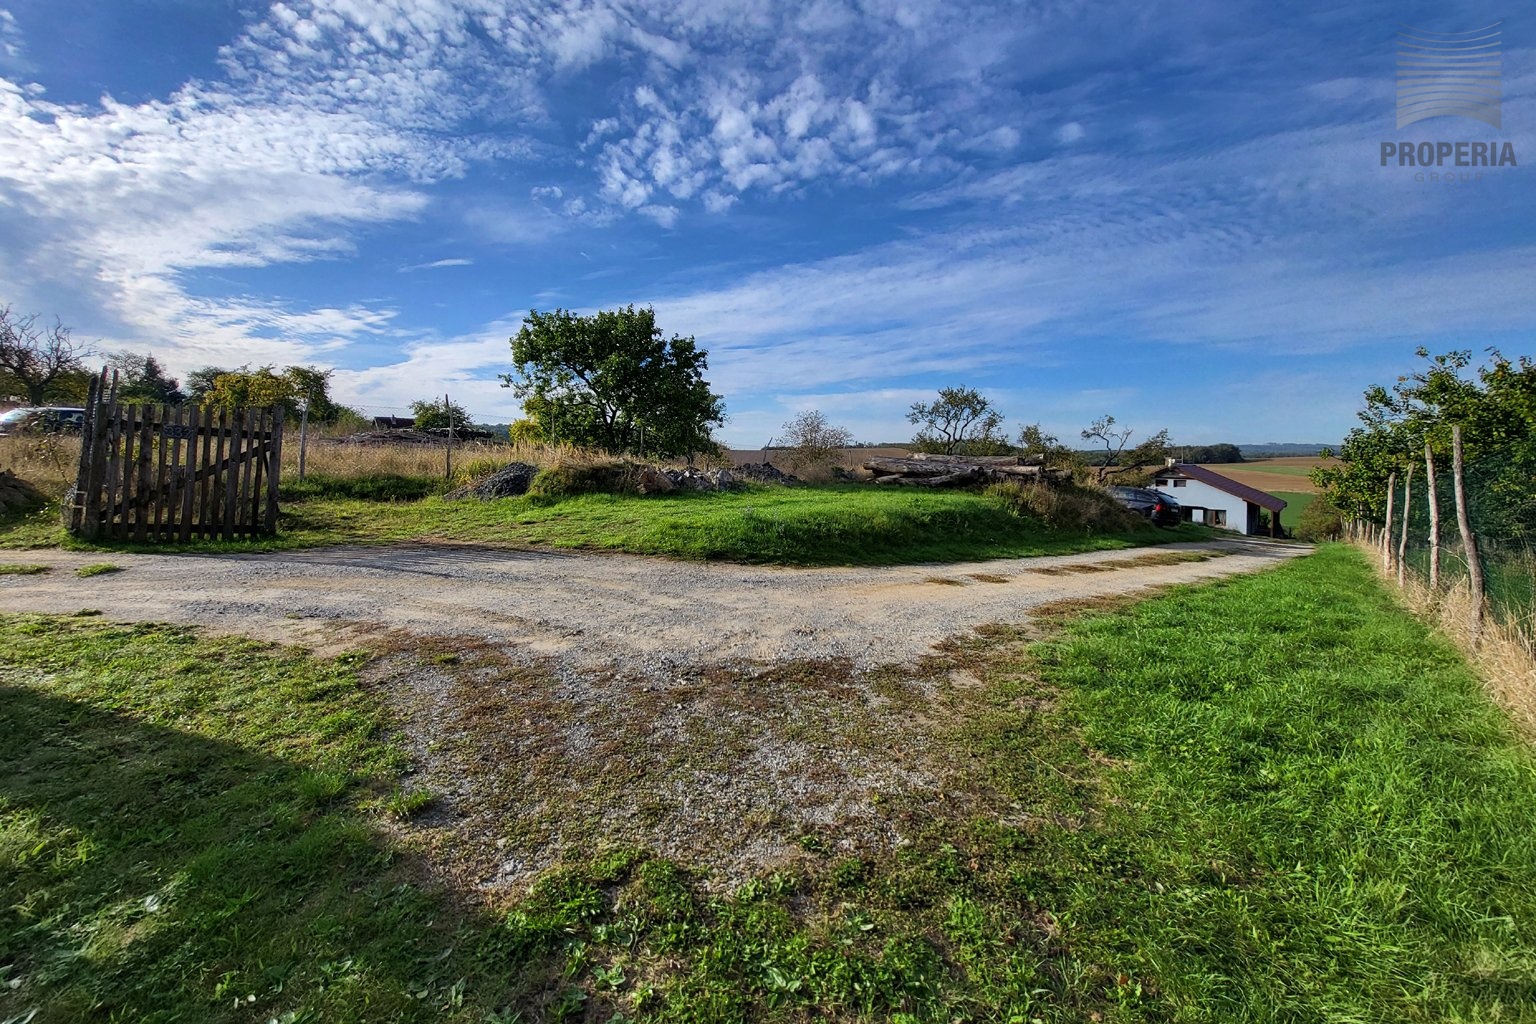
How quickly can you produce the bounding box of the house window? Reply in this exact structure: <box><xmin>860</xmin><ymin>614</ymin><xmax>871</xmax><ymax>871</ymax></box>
<box><xmin>1155</xmin><ymin>479</ymin><xmax>1169</xmax><ymax>487</ymax></box>
<box><xmin>1172</xmin><ymin>479</ymin><xmax>1186</xmax><ymax>487</ymax></box>
<box><xmin>1210</xmin><ymin>509</ymin><xmax>1227</xmax><ymax>527</ymax></box>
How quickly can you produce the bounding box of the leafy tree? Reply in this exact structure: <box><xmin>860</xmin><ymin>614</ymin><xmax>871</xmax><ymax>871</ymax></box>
<box><xmin>1081</xmin><ymin>415</ymin><xmax>1172</xmax><ymax>483</ymax></box>
<box><xmin>1315</xmin><ymin>349</ymin><xmax>1536</xmax><ymax>539</ymax></box>
<box><xmin>1296</xmin><ymin>495</ymin><xmax>1345</xmax><ymax>543</ymax></box>
<box><xmin>507</xmin><ymin>418</ymin><xmax>544</xmax><ymax>445</ymax></box>
<box><xmin>411</xmin><ymin>397</ymin><xmax>472</xmax><ymax>431</ymax></box>
<box><xmin>1171</xmin><ymin>443</ymin><xmax>1244</xmax><ymax>464</ymax></box>
<box><xmin>1017</xmin><ymin>423</ymin><xmax>1076</xmax><ymax>468</ymax></box>
<box><xmin>503</xmin><ymin>306</ymin><xmax>725</xmax><ymax>459</ymax></box>
<box><xmin>286</xmin><ymin>366</ymin><xmax>344</xmax><ymax>423</ymax></box>
<box><xmin>108</xmin><ymin>351</ymin><xmax>184</xmax><ymax>404</ymax></box>
<box><xmin>184</xmin><ymin>366</ymin><xmax>228</xmax><ymax>404</ymax></box>
<box><xmin>779</xmin><ymin>409</ymin><xmax>854</xmax><ymax>474</ymax></box>
<box><xmin>196</xmin><ymin>364</ymin><xmax>343</xmax><ymax>423</ymax></box>
<box><xmin>907</xmin><ymin>387</ymin><xmax>1009</xmax><ymax>455</ymax></box>
<box><xmin>0</xmin><ymin>304</ymin><xmax>91</xmax><ymax>405</ymax></box>
<box><xmin>201</xmin><ymin>366</ymin><xmax>296</xmax><ymax>412</ymax></box>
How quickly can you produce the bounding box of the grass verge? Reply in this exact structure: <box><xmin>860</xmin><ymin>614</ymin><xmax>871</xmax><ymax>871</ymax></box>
<box><xmin>4</xmin><ymin>545</ymin><xmax>1532</xmax><ymax>1021</ymax></box>
<box><xmin>0</xmin><ymin>486</ymin><xmax>1207</xmax><ymax>566</ymax></box>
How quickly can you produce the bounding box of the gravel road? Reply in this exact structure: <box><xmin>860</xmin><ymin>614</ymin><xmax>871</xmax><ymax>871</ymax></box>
<box><xmin>1</xmin><ymin>538</ymin><xmax>1306</xmax><ymax>672</ymax></box>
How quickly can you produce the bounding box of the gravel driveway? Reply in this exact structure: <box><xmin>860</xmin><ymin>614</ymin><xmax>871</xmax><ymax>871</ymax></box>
<box><xmin>3</xmin><ymin>536</ymin><xmax>1309</xmax><ymax>887</ymax></box>
<box><xmin>1</xmin><ymin>537</ymin><xmax>1305</xmax><ymax>673</ymax></box>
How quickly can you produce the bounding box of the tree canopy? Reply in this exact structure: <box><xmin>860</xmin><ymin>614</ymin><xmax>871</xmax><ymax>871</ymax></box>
<box><xmin>504</xmin><ymin>306</ymin><xmax>725</xmax><ymax>459</ymax></box>
<box><xmin>1314</xmin><ymin>349</ymin><xmax>1536</xmax><ymax>540</ymax></box>
<box><xmin>0</xmin><ymin>304</ymin><xmax>91</xmax><ymax>405</ymax></box>
<box><xmin>109</xmin><ymin>351</ymin><xmax>184</xmax><ymax>404</ymax></box>
<box><xmin>907</xmin><ymin>387</ymin><xmax>1010</xmax><ymax>455</ymax></box>
<box><xmin>779</xmin><ymin>409</ymin><xmax>854</xmax><ymax>473</ymax></box>
<box><xmin>411</xmin><ymin>397</ymin><xmax>472</xmax><ymax>431</ymax></box>
<box><xmin>1080</xmin><ymin>415</ymin><xmax>1172</xmax><ymax>483</ymax></box>
<box><xmin>195</xmin><ymin>364</ymin><xmax>346</xmax><ymax>422</ymax></box>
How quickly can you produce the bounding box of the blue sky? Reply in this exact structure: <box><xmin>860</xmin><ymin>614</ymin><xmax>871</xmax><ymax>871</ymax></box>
<box><xmin>0</xmin><ymin>1</ymin><xmax>1529</xmax><ymax>446</ymax></box>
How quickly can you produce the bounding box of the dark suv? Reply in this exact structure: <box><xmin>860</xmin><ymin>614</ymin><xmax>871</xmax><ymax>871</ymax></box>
<box><xmin>1108</xmin><ymin>485</ymin><xmax>1182</xmax><ymax>528</ymax></box>
<box><xmin>0</xmin><ymin>406</ymin><xmax>87</xmax><ymax>436</ymax></box>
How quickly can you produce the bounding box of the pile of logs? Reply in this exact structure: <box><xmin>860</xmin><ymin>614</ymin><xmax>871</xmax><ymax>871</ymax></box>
<box><xmin>861</xmin><ymin>453</ymin><xmax>1068</xmax><ymax>487</ymax></box>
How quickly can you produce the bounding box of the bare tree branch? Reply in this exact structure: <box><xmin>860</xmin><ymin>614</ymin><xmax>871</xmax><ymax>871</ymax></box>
<box><xmin>0</xmin><ymin>304</ymin><xmax>92</xmax><ymax>405</ymax></box>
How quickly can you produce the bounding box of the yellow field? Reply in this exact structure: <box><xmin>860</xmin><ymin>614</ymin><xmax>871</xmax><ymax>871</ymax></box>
<box><xmin>1200</xmin><ymin>456</ymin><xmax>1338</xmax><ymax>495</ymax></box>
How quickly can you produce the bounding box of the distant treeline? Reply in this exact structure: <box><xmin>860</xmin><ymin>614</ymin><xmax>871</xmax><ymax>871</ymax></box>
<box><xmin>1076</xmin><ymin>443</ymin><xmax>1245</xmax><ymax>466</ymax></box>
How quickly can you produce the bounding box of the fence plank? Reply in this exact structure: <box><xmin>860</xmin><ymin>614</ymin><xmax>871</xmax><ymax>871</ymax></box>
<box><xmin>248</xmin><ymin>408</ymin><xmax>267</xmax><ymax>537</ymax></box>
<box><xmin>80</xmin><ymin>382</ymin><xmax>108</xmax><ymax>539</ymax></box>
<box><xmin>208</xmin><ymin>408</ymin><xmax>227</xmax><ymax>539</ymax></box>
<box><xmin>135</xmin><ymin>405</ymin><xmax>156</xmax><ymax>542</ymax></box>
<box><xmin>265</xmin><ymin>410</ymin><xmax>284</xmax><ymax>535</ymax></box>
<box><xmin>153</xmin><ymin>404</ymin><xmax>172</xmax><ymax>536</ymax></box>
<box><xmin>178</xmin><ymin>405</ymin><xmax>198</xmax><ymax>542</ymax></box>
<box><xmin>222</xmin><ymin>408</ymin><xmax>242</xmax><ymax>539</ymax></box>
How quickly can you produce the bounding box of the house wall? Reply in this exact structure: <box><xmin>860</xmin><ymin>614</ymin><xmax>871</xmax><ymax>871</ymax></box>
<box><xmin>1153</xmin><ymin>477</ymin><xmax>1257</xmax><ymax>535</ymax></box>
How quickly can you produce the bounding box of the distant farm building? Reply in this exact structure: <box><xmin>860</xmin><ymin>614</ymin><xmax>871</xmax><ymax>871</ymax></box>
<box><xmin>372</xmin><ymin>415</ymin><xmax>415</xmax><ymax>429</ymax></box>
<box><xmin>1153</xmin><ymin>462</ymin><xmax>1286</xmax><ymax>537</ymax></box>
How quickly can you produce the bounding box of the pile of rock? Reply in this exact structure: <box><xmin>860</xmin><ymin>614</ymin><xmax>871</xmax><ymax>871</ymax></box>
<box><xmin>637</xmin><ymin>467</ymin><xmax>741</xmax><ymax>494</ymax></box>
<box><xmin>0</xmin><ymin>470</ymin><xmax>47</xmax><ymax>515</ymax></box>
<box><xmin>445</xmin><ymin>462</ymin><xmax>538</xmax><ymax>499</ymax></box>
<box><xmin>732</xmin><ymin>462</ymin><xmax>801</xmax><ymax>485</ymax></box>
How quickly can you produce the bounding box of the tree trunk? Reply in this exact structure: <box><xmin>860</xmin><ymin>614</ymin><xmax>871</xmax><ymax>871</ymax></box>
<box><xmin>1424</xmin><ymin>438</ymin><xmax>1440</xmax><ymax>591</ymax></box>
<box><xmin>1396</xmin><ymin>461</ymin><xmax>1413</xmax><ymax>587</ymax></box>
<box><xmin>1451</xmin><ymin>425</ymin><xmax>1485</xmax><ymax>641</ymax></box>
<box><xmin>1382</xmin><ymin>470</ymin><xmax>1396</xmax><ymax>572</ymax></box>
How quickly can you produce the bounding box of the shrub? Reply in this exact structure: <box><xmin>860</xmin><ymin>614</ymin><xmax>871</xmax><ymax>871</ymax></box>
<box><xmin>1297</xmin><ymin>494</ymin><xmax>1345</xmax><ymax>542</ymax></box>
<box><xmin>526</xmin><ymin>460</ymin><xmax>640</xmax><ymax>498</ymax></box>
<box><xmin>986</xmin><ymin>480</ymin><xmax>1144</xmax><ymax>534</ymax></box>
<box><xmin>779</xmin><ymin>410</ymin><xmax>853</xmax><ymax>477</ymax></box>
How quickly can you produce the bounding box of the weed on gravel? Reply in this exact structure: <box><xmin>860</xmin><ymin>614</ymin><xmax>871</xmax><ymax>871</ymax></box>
<box><xmin>4</xmin><ymin>545</ymin><xmax>1534</xmax><ymax>1022</ymax></box>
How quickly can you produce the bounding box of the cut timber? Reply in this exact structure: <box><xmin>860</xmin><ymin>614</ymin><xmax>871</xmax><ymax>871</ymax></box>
<box><xmin>861</xmin><ymin>454</ymin><xmax>1065</xmax><ymax>488</ymax></box>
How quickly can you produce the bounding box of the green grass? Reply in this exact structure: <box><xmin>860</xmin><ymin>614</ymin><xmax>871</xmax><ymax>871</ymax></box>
<box><xmin>4</xmin><ymin>546</ymin><xmax>1533</xmax><ymax>1021</ymax></box>
<box><xmin>74</xmin><ymin>562</ymin><xmax>124</xmax><ymax>578</ymax></box>
<box><xmin>0</xmin><ymin>563</ymin><xmax>50</xmax><ymax>575</ymax></box>
<box><xmin>1</xmin><ymin>485</ymin><xmax>1206</xmax><ymax>566</ymax></box>
<box><xmin>1272</xmin><ymin>489</ymin><xmax>1315</xmax><ymax>532</ymax></box>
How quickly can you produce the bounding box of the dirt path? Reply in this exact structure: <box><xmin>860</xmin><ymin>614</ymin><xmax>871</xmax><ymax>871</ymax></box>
<box><xmin>1</xmin><ymin>538</ymin><xmax>1305</xmax><ymax>674</ymax></box>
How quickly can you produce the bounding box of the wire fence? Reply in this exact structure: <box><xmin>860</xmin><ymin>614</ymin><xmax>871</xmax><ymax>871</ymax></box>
<box><xmin>1353</xmin><ymin>443</ymin><xmax>1535</xmax><ymax>654</ymax></box>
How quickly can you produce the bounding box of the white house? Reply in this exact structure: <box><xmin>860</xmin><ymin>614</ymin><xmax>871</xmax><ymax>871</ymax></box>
<box><xmin>1151</xmin><ymin>462</ymin><xmax>1287</xmax><ymax>537</ymax></box>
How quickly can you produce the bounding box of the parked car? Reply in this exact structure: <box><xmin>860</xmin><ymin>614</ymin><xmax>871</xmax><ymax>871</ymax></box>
<box><xmin>1108</xmin><ymin>485</ymin><xmax>1182</xmax><ymax>528</ymax></box>
<box><xmin>0</xmin><ymin>406</ymin><xmax>87</xmax><ymax>436</ymax></box>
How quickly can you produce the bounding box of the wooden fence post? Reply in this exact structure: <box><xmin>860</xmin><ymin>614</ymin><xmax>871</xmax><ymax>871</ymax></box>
<box><xmin>1382</xmin><ymin>470</ymin><xmax>1397</xmax><ymax>572</ymax></box>
<box><xmin>1451</xmin><ymin>424</ymin><xmax>1485</xmax><ymax>640</ymax></box>
<box><xmin>1397</xmin><ymin>461</ymin><xmax>1413</xmax><ymax>587</ymax></box>
<box><xmin>1424</xmin><ymin>438</ymin><xmax>1440</xmax><ymax>591</ymax></box>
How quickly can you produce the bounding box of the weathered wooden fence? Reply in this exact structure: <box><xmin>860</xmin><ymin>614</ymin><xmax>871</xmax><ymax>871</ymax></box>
<box><xmin>67</xmin><ymin>381</ymin><xmax>284</xmax><ymax>541</ymax></box>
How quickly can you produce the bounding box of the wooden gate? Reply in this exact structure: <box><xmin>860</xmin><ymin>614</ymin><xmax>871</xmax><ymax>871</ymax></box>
<box><xmin>67</xmin><ymin>384</ymin><xmax>284</xmax><ymax>541</ymax></box>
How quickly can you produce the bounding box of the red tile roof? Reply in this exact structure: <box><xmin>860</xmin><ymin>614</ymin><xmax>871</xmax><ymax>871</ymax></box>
<box><xmin>1157</xmin><ymin>464</ymin><xmax>1287</xmax><ymax>512</ymax></box>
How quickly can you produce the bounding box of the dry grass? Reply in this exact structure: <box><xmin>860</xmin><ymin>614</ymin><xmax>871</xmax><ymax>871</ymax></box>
<box><xmin>1364</xmin><ymin>542</ymin><xmax>1536</xmax><ymax>741</ymax></box>
<box><xmin>0</xmin><ymin>431</ymin><xmax>615</xmax><ymax>498</ymax></box>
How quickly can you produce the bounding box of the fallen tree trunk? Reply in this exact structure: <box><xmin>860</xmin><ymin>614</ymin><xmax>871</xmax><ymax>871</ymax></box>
<box><xmin>872</xmin><ymin>469</ymin><xmax>983</xmax><ymax>487</ymax></box>
<box><xmin>862</xmin><ymin>455</ymin><xmax>1067</xmax><ymax>488</ymax></box>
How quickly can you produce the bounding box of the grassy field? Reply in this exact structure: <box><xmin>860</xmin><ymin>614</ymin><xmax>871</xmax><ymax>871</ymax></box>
<box><xmin>1203</xmin><ymin>456</ymin><xmax>1338</xmax><ymax>498</ymax></box>
<box><xmin>4</xmin><ymin>545</ymin><xmax>1533</xmax><ymax>1021</ymax></box>
<box><xmin>0</xmin><ymin>483</ymin><xmax>1203</xmax><ymax>565</ymax></box>
<box><xmin>1272</xmin><ymin>490</ymin><xmax>1315</xmax><ymax>532</ymax></box>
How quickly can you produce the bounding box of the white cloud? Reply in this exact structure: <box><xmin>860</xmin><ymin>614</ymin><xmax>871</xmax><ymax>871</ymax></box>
<box><xmin>1055</xmin><ymin>121</ymin><xmax>1085</xmax><ymax>144</ymax></box>
<box><xmin>401</xmin><ymin>257</ymin><xmax>474</xmax><ymax>271</ymax></box>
